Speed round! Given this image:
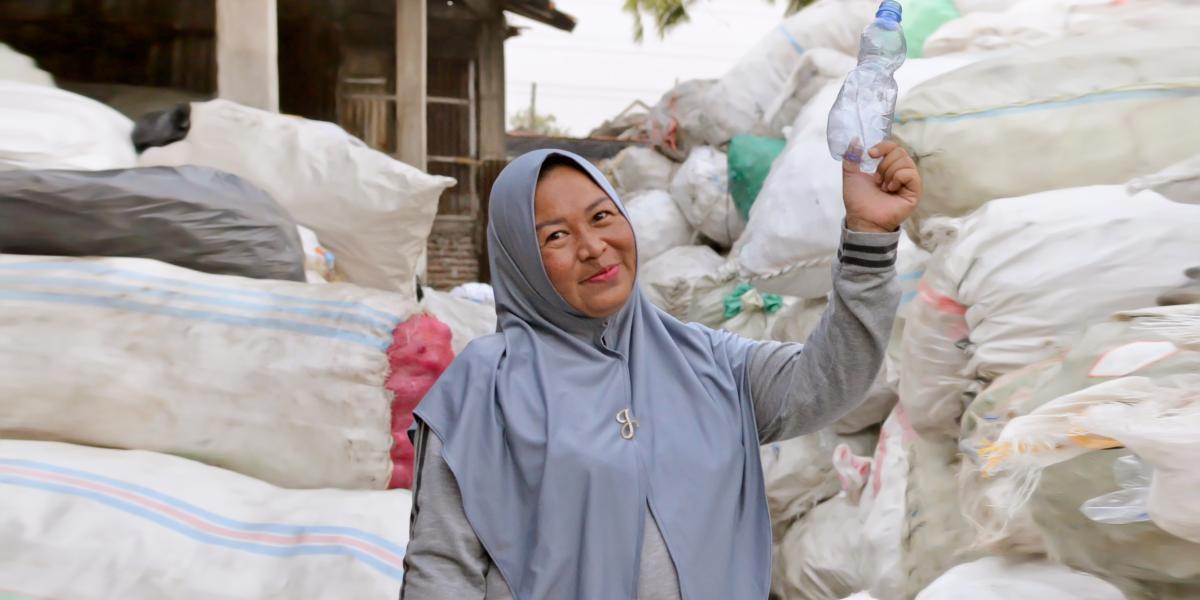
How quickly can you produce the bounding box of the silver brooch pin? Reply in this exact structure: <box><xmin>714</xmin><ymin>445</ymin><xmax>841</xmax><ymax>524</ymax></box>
<box><xmin>616</xmin><ymin>408</ymin><xmax>639</xmax><ymax>440</ymax></box>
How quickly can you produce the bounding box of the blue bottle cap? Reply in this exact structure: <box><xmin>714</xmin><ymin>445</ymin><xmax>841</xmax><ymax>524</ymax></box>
<box><xmin>876</xmin><ymin>0</ymin><xmax>902</xmax><ymax>23</ymax></box>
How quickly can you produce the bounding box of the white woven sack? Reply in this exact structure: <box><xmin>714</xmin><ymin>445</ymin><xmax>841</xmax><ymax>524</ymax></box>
<box><xmin>0</xmin><ymin>441</ymin><xmax>410</xmax><ymax>600</ymax></box>
<box><xmin>669</xmin><ymin>146</ymin><xmax>744</xmax><ymax>248</ymax></box>
<box><xmin>0</xmin><ymin>254</ymin><xmax>420</xmax><ymax>490</ymax></box>
<box><xmin>761</xmin><ymin>429</ymin><xmax>877</xmax><ymax>543</ymax></box>
<box><xmin>774</xmin><ymin>407</ymin><xmax>917</xmax><ymax>599</ymax></box>
<box><xmin>639</xmin><ymin>245</ymin><xmax>728</xmax><ymax>318</ymax></box>
<box><xmin>0</xmin><ymin>42</ymin><xmax>53</xmax><ymax>87</ymax></box>
<box><xmin>856</xmin><ymin>406</ymin><xmax>915</xmax><ymax>599</ymax></box>
<box><xmin>624</xmin><ymin>189</ymin><xmax>694</xmax><ymax>264</ymax></box>
<box><xmin>897</xmin><ymin>29</ymin><xmax>1200</xmax><ymax>223</ymax></box>
<box><xmin>140</xmin><ymin>99</ymin><xmax>455</xmax><ymax>299</ymax></box>
<box><xmin>928</xmin><ymin>0</ymin><xmax>1200</xmax><ymax>58</ymax></box>
<box><xmin>0</xmin><ymin>80</ymin><xmax>135</xmax><ymax>171</ymax></box>
<box><xmin>420</xmin><ymin>287</ymin><xmax>497</xmax><ymax>354</ymax></box>
<box><xmin>900</xmin><ymin>185</ymin><xmax>1200</xmax><ymax>442</ymax></box>
<box><xmin>610</xmin><ymin>145</ymin><xmax>676</xmax><ymax>195</ymax></box>
<box><xmin>701</xmin><ymin>0</ymin><xmax>876</xmax><ymax>146</ymax></box>
<box><xmin>644</xmin><ymin>79</ymin><xmax>715</xmax><ymax>162</ymax></box>
<box><xmin>952</xmin><ymin>0</ymin><xmax>1022</xmax><ymax>13</ymax></box>
<box><xmin>915</xmin><ymin>557</ymin><xmax>1126</xmax><ymax>600</ymax></box>
<box><xmin>773</xmin><ymin>495</ymin><xmax>864</xmax><ymax>600</ymax></box>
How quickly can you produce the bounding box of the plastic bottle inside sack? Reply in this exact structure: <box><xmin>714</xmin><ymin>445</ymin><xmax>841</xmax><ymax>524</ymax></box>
<box><xmin>827</xmin><ymin>0</ymin><xmax>906</xmax><ymax>174</ymax></box>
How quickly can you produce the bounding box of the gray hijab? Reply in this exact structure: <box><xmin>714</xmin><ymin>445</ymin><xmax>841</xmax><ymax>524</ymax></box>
<box><xmin>414</xmin><ymin>149</ymin><xmax>770</xmax><ymax>599</ymax></box>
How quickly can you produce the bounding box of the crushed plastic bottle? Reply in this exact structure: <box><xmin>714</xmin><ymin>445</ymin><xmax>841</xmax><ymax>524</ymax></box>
<box><xmin>827</xmin><ymin>0</ymin><xmax>906</xmax><ymax>174</ymax></box>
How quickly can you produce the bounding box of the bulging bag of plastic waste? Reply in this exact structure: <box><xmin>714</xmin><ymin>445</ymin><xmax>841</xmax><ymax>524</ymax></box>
<box><xmin>924</xmin><ymin>0</ymin><xmax>1200</xmax><ymax>58</ymax></box>
<box><xmin>0</xmin><ymin>80</ymin><xmax>136</xmax><ymax>172</ymax></box>
<box><xmin>761</xmin><ymin>429</ymin><xmax>877</xmax><ymax>543</ymax></box>
<box><xmin>639</xmin><ymin>245</ymin><xmax>728</xmax><ymax>318</ymax></box>
<box><xmin>419</xmin><ymin>286</ymin><xmax>498</xmax><ymax>355</ymax></box>
<box><xmin>961</xmin><ymin>306</ymin><xmax>1200</xmax><ymax>596</ymax></box>
<box><xmin>623</xmin><ymin>189</ymin><xmax>693</xmax><ymax>265</ymax></box>
<box><xmin>644</xmin><ymin>79</ymin><xmax>714</xmax><ymax>162</ymax></box>
<box><xmin>0</xmin><ymin>166</ymin><xmax>306</xmax><ymax>281</ymax></box>
<box><xmin>895</xmin><ymin>29</ymin><xmax>1200</xmax><ymax>224</ymax></box>
<box><xmin>702</xmin><ymin>0</ymin><xmax>877</xmax><ymax>146</ymax></box>
<box><xmin>727</xmin><ymin>134</ymin><xmax>786</xmax><ymax>221</ymax></box>
<box><xmin>914</xmin><ymin>557</ymin><xmax>1126</xmax><ymax>600</ymax></box>
<box><xmin>958</xmin><ymin>358</ymin><xmax>1062</xmax><ymax>557</ymax></box>
<box><xmin>609</xmin><ymin>146</ymin><xmax>676</xmax><ymax>196</ymax></box>
<box><xmin>0</xmin><ymin>440</ymin><xmax>413</xmax><ymax>599</ymax></box>
<box><xmin>899</xmin><ymin>185</ymin><xmax>1200</xmax><ymax>443</ymax></box>
<box><xmin>669</xmin><ymin>146</ymin><xmax>744</xmax><ymax>248</ymax></box>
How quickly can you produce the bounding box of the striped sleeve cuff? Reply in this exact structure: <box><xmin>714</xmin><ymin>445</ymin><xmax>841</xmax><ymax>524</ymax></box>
<box><xmin>837</xmin><ymin>223</ymin><xmax>901</xmax><ymax>272</ymax></box>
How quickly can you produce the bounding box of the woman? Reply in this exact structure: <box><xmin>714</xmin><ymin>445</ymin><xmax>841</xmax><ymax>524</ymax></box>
<box><xmin>403</xmin><ymin>142</ymin><xmax>921</xmax><ymax>599</ymax></box>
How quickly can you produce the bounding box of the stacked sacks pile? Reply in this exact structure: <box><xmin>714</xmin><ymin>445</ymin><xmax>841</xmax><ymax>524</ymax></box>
<box><xmin>736</xmin><ymin>1</ymin><xmax>1200</xmax><ymax>597</ymax></box>
<box><xmin>898</xmin><ymin>187</ymin><xmax>1200</xmax><ymax>444</ymax></box>
<box><xmin>964</xmin><ymin>306</ymin><xmax>1200</xmax><ymax>597</ymax></box>
<box><xmin>140</xmin><ymin>99</ymin><xmax>456</xmax><ymax>300</ymax></box>
<box><xmin>0</xmin><ymin>88</ymin><xmax>477</xmax><ymax>594</ymax></box>
<box><xmin>617</xmin><ymin>6</ymin><xmax>981</xmax><ymax>572</ymax></box>
<box><xmin>877</xmin><ymin>186</ymin><xmax>1200</xmax><ymax>596</ymax></box>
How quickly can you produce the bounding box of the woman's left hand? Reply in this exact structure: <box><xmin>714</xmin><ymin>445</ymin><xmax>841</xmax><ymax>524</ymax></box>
<box><xmin>842</xmin><ymin>140</ymin><xmax>922</xmax><ymax>233</ymax></box>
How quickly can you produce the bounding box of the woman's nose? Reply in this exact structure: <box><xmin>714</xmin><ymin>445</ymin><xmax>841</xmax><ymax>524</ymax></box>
<box><xmin>576</xmin><ymin>230</ymin><xmax>607</xmax><ymax>260</ymax></box>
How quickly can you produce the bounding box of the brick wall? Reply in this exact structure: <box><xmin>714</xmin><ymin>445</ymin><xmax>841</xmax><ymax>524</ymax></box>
<box><xmin>426</xmin><ymin>215</ymin><xmax>481</xmax><ymax>290</ymax></box>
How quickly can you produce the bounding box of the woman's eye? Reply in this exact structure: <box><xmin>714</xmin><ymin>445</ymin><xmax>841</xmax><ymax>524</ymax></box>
<box><xmin>593</xmin><ymin>210</ymin><xmax>613</xmax><ymax>222</ymax></box>
<box><xmin>545</xmin><ymin>231</ymin><xmax>566</xmax><ymax>243</ymax></box>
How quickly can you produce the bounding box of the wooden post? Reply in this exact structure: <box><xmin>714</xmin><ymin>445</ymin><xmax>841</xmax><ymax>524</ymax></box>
<box><xmin>476</xmin><ymin>6</ymin><xmax>507</xmax><ymax>283</ymax></box>
<box><xmin>476</xmin><ymin>9</ymin><xmax>506</xmax><ymax>160</ymax></box>
<box><xmin>396</xmin><ymin>0</ymin><xmax>428</xmax><ymax>171</ymax></box>
<box><xmin>216</xmin><ymin>0</ymin><xmax>279</xmax><ymax>112</ymax></box>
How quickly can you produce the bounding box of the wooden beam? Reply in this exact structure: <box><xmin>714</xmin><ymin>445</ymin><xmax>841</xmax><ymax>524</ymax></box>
<box><xmin>477</xmin><ymin>9</ymin><xmax>506</xmax><ymax>161</ymax></box>
<box><xmin>395</xmin><ymin>0</ymin><xmax>427</xmax><ymax>170</ymax></box>
<box><xmin>216</xmin><ymin>0</ymin><xmax>279</xmax><ymax>112</ymax></box>
<box><xmin>461</xmin><ymin>0</ymin><xmax>500</xmax><ymax>19</ymax></box>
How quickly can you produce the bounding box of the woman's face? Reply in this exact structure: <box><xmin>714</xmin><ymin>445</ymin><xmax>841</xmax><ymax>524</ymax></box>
<box><xmin>533</xmin><ymin>165</ymin><xmax>637</xmax><ymax>319</ymax></box>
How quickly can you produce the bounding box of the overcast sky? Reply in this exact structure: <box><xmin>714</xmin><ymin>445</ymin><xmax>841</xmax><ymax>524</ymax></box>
<box><xmin>504</xmin><ymin>0</ymin><xmax>790</xmax><ymax>136</ymax></box>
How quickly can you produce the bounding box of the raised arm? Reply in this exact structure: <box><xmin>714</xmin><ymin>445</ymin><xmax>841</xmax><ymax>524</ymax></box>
<box><xmin>736</xmin><ymin>140</ymin><xmax>918</xmax><ymax>443</ymax></box>
<box><xmin>750</xmin><ymin>226</ymin><xmax>901</xmax><ymax>443</ymax></box>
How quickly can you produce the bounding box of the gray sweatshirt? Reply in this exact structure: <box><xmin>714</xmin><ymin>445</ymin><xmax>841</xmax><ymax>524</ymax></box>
<box><xmin>401</xmin><ymin>226</ymin><xmax>902</xmax><ymax>600</ymax></box>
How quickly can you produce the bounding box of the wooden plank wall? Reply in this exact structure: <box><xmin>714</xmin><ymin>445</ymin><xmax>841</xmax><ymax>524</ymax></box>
<box><xmin>0</xmin><ymin>0</ymin><xmax>217</xmax><ymax>92</ymax></box>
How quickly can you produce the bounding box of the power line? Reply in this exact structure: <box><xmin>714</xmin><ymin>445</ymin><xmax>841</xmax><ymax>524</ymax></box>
<box><xmin>507</xmin><ymin>42</ymin><xmax>741</xmax><ymax>62</ymax></box>
<box><xmin>507</xmin><ymin>79</ymin><xmax>670</xmax><ymax>96</ymax></box>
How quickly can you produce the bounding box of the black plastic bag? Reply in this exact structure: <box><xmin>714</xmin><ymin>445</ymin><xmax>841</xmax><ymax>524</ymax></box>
<box><xmin>131</xmin><ymin>102</ymin><xmax>191</xmax><ymax>152</ymax></box>
<box><xmin>0</xmin><ymin>166</ymin><xmax>307</xmax><ymax>281</ymax></box>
